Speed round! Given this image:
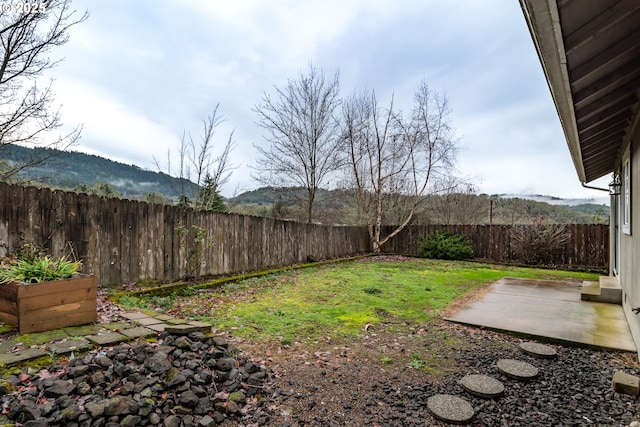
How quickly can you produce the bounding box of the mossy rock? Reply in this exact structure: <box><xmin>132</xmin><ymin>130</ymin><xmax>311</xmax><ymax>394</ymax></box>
<box><xmin>228</xmin><ymin>390</ymin><xmax>246</xmax><ymax>403</ymax></box>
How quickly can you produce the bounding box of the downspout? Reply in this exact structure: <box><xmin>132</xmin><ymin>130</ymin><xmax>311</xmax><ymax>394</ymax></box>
<box><xmin>582</xmin><ymin>180</ymin><xmax>615</xmax><ymax>277</ymax></box>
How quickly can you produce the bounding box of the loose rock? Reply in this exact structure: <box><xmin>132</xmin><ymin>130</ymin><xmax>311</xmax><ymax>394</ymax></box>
<box><xmin>0</xmin><ymin>333</ymin><xmax>276</xmax><ymax>426</ymax></box>
<box><xmin>1</xmin><ymin>323</ymin><xmax>639</xmax><ymax>426</ymax></box>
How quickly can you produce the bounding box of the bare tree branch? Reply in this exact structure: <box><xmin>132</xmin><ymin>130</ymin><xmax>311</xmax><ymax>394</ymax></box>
<box><xmin>0</xmin><ymin>0</ymin><xmax>87</xmax><ymax>180</ymax></box>
<box><xmin>427</xmin><ymin>178</ymin><xmax>488</xmax><ymax>225</ymax></box>
<box><xmin>0</xmin><ymin>0</ymin><xmax>88</xmax><ymax>180</ymax></box>
<box><xmin>155</xmin><ymin>105</ymin><xmax>237</xmax><ymax>210</ymax></box>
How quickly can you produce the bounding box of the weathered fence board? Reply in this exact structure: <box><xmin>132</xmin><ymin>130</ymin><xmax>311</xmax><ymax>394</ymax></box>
<box><xmin>0</xmin><ymin>183</ymin><xmax>608</xmax><ymax>287</ymax></box>
<box><xmin>381</xmin><ymin>223</ymin><xmax>609</xmax><ymax>268</ymax></box>
<box><xmin>0</xmin><ymin>183</ymin><xmax>371</xmax><ymax>286</ymax></box>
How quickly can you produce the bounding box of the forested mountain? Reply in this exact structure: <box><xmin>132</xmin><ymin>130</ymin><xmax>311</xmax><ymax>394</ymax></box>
<box><xmin>0</xmin><ymin>145</ymin><xmax>609</xmax><ymax>225</ymax></box>
<box><xmin>0</xmin><ymin>144</ymin><xmax>191</xmax><ymax>200</ymax></box>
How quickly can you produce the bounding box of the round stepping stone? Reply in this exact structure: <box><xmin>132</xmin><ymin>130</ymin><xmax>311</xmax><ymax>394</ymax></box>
<box><xmin>496</xmin><ymin>359</ymin><xmax>538</xmax><ymax>380</ymax></box>
<box><xmin>426</xmin><ymin>394</ymin><xmax>474</xmax><ymax>425</ymax></box>
<box><xmin>519</xmin><ymin>341</ymin><xmax>557</xmax><ymax>358</ymax></box>
<box><xmin>459</xmin><ymin>374</ymin><xmax>505</xmax><ymax>398</ymax></box>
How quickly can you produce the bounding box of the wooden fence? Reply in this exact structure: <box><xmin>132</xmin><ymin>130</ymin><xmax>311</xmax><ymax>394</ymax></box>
<box><xmin>0</xmin><ymin>183</ymin><xmax>609</xmax><ymax>287</ymax></box>
<box><xmin>0</xmin><ymin>183</ymin><xmax>370</xmax><ymax>286</ymax></box>
<box><xmin>382</xmin><ymin>224</ymin><xmax>609</xmax><ymax>268</ymax></box>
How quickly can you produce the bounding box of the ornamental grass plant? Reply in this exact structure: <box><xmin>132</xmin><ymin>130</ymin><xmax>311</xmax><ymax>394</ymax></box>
<box><xmin>0</xmin><ymin>254</ymin><xmax>81</xmax><ymax>284</ymax></box>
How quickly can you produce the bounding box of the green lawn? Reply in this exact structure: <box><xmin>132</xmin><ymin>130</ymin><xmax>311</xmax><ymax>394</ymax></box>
<box><xmin>119</xmin><ymin>258</ymin><xmax>599</xmax><ymax>344</ymax></box>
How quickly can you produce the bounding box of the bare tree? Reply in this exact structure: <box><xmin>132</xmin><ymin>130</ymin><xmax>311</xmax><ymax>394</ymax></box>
<box><xmin>155</xmin><ymin>105</ymin><xmax>236</xmax><ymax>210</ymax></box>
<box><xmin>428</xmin><ymin>179</ymin><xmax>488</xmax><ymax>225</ymax></box>
<box><xmin>493</xmin><ymin>197</ymin><xmax>527</xmax><ymax>225</ymax></box>
<box><xmin>341</xmin><ymin>81</ymin><xmax>457</xmax><ymax>252</ymax></box>
<box><xmin>0</xmin><ymin>0</ymin><xmax>87</xmax><ymax>181</ymax></box>
<box><xmin>253</xmin><ymin>64</ymin><xmax>342</xmax><ymax>223</ymax></box>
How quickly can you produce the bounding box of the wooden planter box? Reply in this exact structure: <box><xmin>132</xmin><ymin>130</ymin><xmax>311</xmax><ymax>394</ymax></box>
<box><xmin>0</xmin><ymin>275</ymin><xmax>97</xmax><ymax>334</ymax></box>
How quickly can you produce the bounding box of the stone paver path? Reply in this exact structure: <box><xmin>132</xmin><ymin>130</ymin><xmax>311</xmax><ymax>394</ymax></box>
<box><xmin>428</xmin><ymin>341</ymin><xmax>546</xmax><ymax>425</ymax></box>
<box><xmin>0</xmin><ymin>311</ymin><xmax>211</xmax><ymax>366</ymax></box>
<box><xmin>3</xmin><ymin>317</ymin><xmax>637</xmax><ymax>426</ymax></box>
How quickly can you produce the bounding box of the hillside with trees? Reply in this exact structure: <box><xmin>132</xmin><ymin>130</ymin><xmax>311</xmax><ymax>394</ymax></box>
<box><xmin>0</xmin><ymin>144</ymin><xmax>191</xmax><ymax>201</ymax></box>
<box><xmin>227</xmin><ymin>187</ymin><xmax>609</xmax><ymax>225</ymax></box>
<box><xmin>0</xmin><ymin>145</ymin><xmax>608</xmax><ymax>225</ymax></box>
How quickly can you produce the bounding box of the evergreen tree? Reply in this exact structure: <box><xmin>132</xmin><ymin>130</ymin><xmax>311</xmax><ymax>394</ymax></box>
<box><xmin>198</xmin><ymin>174</ymin><xmax>226</xmax><ymax>211</ymax></box>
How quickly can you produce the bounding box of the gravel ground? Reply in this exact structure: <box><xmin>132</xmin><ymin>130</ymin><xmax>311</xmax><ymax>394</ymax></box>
<box><xmin>257</xmin><ymin>322</ymin><xmax>640</xmax><ymax>427</ymax></box>
<box><xmin>1</xmin><ymin>319</ymin><xmax>638</xmax><ymax>426</ymax></box>
<box><xmin>0</xmin><ymin>285</ymin><xmax>638</xmax><ymax>426</ymax></box>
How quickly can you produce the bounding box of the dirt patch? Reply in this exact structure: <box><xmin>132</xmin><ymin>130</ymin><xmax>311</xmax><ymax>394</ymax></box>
<box><xmin>357</xmin><ymin>255</ymin><xmax>417</xmax><ymax>263</ymax></box>
<box><xmin>232</xmin><ymin>319</ymin><xmax>483</xmax><ymax>425</ymax></box>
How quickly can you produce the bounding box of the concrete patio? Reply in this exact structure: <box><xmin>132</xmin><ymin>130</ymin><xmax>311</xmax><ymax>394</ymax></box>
<box><xmin>444</xmin><ymin>277</ymin><xmax>636</xmax><ymax>353</ymax></box>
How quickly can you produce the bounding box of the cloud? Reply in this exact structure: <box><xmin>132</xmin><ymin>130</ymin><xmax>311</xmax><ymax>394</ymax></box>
<box><xmin>40</xmin><ymin>0</ymin><xmax>608</xmax><ymax>199</ymax></box>
<box><xmin>54</xmin><ymin>79</ymin><xmax>175</xmax><ymax>169</ymax></box>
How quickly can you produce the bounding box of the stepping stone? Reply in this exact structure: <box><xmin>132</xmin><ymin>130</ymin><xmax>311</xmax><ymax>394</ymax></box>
<box><xmin>188</xmin><ymin>321</ymin><xmax>212</xmax><ymax>332</ymax></box>
<box><xmin>119</xmin><ymin>327</ymin><xmax>156</xmax><ymax>339</ymax></box>
<box><xmin>154</xmin><ymin>315</ymin><xmax>174</xmax><ymax>321</ymax></box>
<box><xmin>165</xmin><ymin>323</ymin><xmax>210</xmax><ymax>335</ymax></box>
<box><xmin>519</xmin><ymin>342</ymin><xmax>557</xmax><ymax>358</ymax></box>
<box><xmin>0</xmin><ymin>340</ymin><xmax>23</xmax><ymax>353</ymax></box>
<box><xmin>64</xmin><ymin>325</ymin><xmax>102</xmax><ymax>336</ymax></box>
<box><xmin>459</xmin><ymin>374</ymin><xmax>504</xmax><ymax>398</ymax></box>
<box><xmin>497</xmin><ymin>359</ymin><xmax>538</xmax><ymax>380</ymax></box>
<box><xmin>120</xmin><ymin>312</ymin><xmax>149</xmax><ymax>321</ymax></box>
<box><xmin>427</xmin><ymin>394</ymin><xmax>474</xmax><ymax>424</ymax></box>
<box><xmin>147</xmin><ymin>323</ymin><xmax>166</xmax><ymax>332</ymax></box>
<box><xmin>48</xmin><ymin>339</ymin><xmax>91</xmax><ymax>355</ymax></box>
<box><xmin>101</xmin><ymin>322</ymin><xmax>130</xmax><ymax>331</ymax></box>
<box><xmin>165</xmin><ymin>318</ymin><xmax>188</xmax><ymax>325</ymax></box>
<box><xmin>87</xmin><ymin>332</ymin><xmax>128</xmax><ymax>346</ymax></box>
<box><xmin>135</xmin><ymin>317</ymin><xmax>164</xmax><ymax>326</ymax></box>
<box><xmin>0</xmin><ymin>348</ymin><xmax>48</xmax><ymax>366</ymax></box>
<box><xmin>19</xmin><ymin>330</ymin><xmax>69</xmax><ymax>345</ymax></box>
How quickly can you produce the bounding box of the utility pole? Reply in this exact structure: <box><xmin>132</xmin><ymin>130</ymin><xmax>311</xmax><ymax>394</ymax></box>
<box><xmin>489</xmin><ymin>199</ymin><xmax>494</xmax><ymax>226</ymax></box>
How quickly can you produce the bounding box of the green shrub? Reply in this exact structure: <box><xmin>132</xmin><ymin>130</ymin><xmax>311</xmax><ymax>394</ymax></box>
<box><xmin>418</xmin><ymin>231</ymin><xmax>474</xmax><ymax>260</ymax></box>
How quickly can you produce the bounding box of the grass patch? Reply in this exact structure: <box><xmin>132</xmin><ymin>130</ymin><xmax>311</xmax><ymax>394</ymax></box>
<box><xmin>408</xmin><ymin>354</ymin><xmax>427</xmax><ymax>369</ymax></box>
<box><xmin>119</xmin><ymin>258</ymin><xmax>598</xmax><ymax>344</ymax></box>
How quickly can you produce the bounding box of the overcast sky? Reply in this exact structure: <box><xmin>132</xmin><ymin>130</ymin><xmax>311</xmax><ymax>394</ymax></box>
<box><xmin>47</xmin><ymin>0</ymin><xmax>611</xmax><ymax>201</ymax></box>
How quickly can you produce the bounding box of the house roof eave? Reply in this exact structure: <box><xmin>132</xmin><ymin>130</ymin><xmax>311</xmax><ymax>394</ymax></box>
<box><xmin>519</xmin><ymin>0</ymin><xmax>587</xmax><ymax>183</ymax></box>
